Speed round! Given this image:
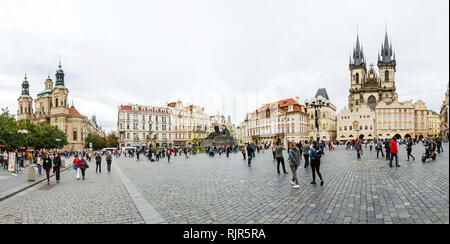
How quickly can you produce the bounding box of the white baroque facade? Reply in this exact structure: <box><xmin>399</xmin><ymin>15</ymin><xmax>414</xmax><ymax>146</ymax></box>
<box><xmin>117</xmin><ymin>104</ymin><xmax>174</xmax><ymax>149</ymax></box>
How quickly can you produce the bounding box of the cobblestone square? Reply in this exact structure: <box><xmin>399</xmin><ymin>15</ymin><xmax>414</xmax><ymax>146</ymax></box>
<box><xmin>0</xmin><ymin>144</ymin><xmax>448</xmax><ymax>224</ymax></box>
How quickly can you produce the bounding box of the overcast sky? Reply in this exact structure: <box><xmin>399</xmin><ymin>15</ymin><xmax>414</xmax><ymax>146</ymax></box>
<box><xmin>0</xmin><ymin>0</ymin><xmax>448</xmax><ymax>133</ymax></box>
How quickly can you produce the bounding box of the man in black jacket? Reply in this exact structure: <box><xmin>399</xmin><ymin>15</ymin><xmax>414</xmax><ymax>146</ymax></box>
<box><xmin>54</xmin><ymin>153</ymin><xmax>62</xmax><ymax>183</ymax></box>
<box><xmin>95</xmin><ymin>153</ymin><xmax>102</xmax><ymax>173</ymax></box>
<box><xmin>406</xmin><ymin>139</ymin><xmax>415</xmax><ymax>161</ymax></box>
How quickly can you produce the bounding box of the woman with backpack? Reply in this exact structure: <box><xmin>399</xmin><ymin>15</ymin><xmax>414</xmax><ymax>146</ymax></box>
<box><xmin>310</xmin><ymin>141</ymin><xmax>324</xmax><ymax>186</ymax></box>
<box><xmin>79</xmin><ymin>156</ymin><xmax>88</xmax><ymax>180</ymax></box>
<box><xmin>288</xmin><ymin>142</ymin><xmax>301</xmax><ymax>189</ymax></box>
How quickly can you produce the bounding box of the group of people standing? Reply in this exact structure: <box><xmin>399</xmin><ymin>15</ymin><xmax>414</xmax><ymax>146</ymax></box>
<box><xmin>72</xmin><ymin>152</ymin><xmax>113</xmax><ymax>180</ymax></box>
<box><xmin>244</xmin><ymin>140</ymin><xmax>325</xmax><ymax>189</ymax></box>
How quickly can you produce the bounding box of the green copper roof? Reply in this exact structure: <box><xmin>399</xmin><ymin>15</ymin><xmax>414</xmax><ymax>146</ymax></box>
<box><xmin>36</xmin><ymin>89</ymin><xmax>52</xmax><ymax>98</ymax></box>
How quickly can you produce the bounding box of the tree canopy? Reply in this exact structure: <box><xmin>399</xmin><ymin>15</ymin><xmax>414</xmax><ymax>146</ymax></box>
<box><xmin>0</xmin><ymin>108</ymin><xmax>68</xmax><ymax>150</ymax></box>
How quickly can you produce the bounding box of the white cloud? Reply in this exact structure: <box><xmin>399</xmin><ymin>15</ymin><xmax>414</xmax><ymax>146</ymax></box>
<box><xmin>0</xmin><ymin>0</ymin><xmax>448</xmax><ymax>132</ymax></box>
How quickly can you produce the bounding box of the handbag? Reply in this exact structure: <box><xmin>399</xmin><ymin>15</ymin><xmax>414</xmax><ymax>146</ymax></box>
<box><xmin>73</xmin><ymin>165</ymin><xmax>77</xmax><ymax>170</ymax></box>
<box><xmin>85</xmin><ymin>162</ymin><xmax>89</xmax><ymax>168</ymax></box>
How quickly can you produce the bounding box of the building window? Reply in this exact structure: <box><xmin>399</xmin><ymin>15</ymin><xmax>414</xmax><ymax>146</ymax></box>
<box><xmin>355</xmin><ymin>73</ymin><xmax>359</xmax><ymax>84</ymax></box>
<box><xmin>385</xmin><ymin>71</ymin><xmax>389</xmax><ymax>82</ymax></box>
<box><xmin>73</xmin><ymin>131</ymin><xmax>78</xmax><ymax>141</ymax></box>
<box><xmin>55</xmin><ymin>98</ymin><xmax>58</xmax><ymax>107</ymax></box>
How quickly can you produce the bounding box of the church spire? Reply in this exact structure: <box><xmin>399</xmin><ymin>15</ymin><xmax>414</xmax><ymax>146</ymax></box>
<box><xmin>21</xmin><ymin>73</ymin><xmax>30</xmax><ymax>97</ymax></box>
<box><xmin>380</xmin><ymin>26</ymin><xmax>394</xmax><ymax>63</ymax></box>
<box><xmin>55</xmin><ymin>59</ymin><xmax>65</xmax><ymax>87</ymax></box>
<box><xmin>352</xmin><ymin>28</ymin><xmax>365</xmax><ymax>66</ymax></box>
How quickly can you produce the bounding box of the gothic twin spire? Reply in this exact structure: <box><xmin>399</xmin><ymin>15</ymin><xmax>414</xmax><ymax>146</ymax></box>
<box><xmin>350</xmin><ymin>27</ymin><xmax>396</xmax><ymax>66</ymax></box>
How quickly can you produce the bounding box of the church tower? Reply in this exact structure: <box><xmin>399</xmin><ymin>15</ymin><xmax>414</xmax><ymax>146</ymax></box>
<box><xmin>17</xmin><ymin>74</ymin><xmax>34</xmax><ymax>120</ymax></box>
<box><xmin>378</xmin><ymin>29</ymin><xmax>398</xmax><ymax>103</ymax></box>
<box><xmin>348</xmin><ymin>31</ymin><xmax>367</xmax><ymax>110</ymax></box>
<box><xmin>51</xmin><ymin>61</ymin><xmax>69</xmax><ymax>116</ymax></box>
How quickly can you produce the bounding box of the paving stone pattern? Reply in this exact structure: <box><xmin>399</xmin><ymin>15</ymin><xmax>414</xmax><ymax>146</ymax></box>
<box><xmin>0</xmin><ymin>144</ymin><xmax>447</xmax><ymax>224</ymax></box>
<box><xmin>117</xmin><ymin>144</ymin><xmax>448</xmax><ymax>224</ymax></box>
<box><xmin>0</xmin><ymin>165</ymin><xmax>144</xmax><ymax>224</ymax></box>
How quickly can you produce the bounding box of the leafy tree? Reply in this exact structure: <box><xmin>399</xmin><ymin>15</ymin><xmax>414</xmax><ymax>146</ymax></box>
<box><xmin>1</xmin><ymin>107</ymin><xmax>68</xmax><ymax>150</ymax></box>
<box><xmin>0</xmin><ymin>108</ymin><xmax>19</xmax><ymax>148</ymax></box>
<box><xmin>106</xmin><ymin>133</ymin><xmax>119</xmax><ymax>148</ymax></box>
<box><xmin>85</xmin><ymin>133</ymin><xmax>106</xmax><ymax>150</ymax></box>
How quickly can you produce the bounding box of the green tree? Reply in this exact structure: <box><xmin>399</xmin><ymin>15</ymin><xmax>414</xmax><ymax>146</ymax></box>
<box><xmin>0</xmin><ymin>108</ymin><xmax>19</xmax><ymax>148</ymax></box>
<box><xmin>106</xmin><ymin>133</ymin><xmax>119</xmax><ymax>148</ymax></box>
<box><xmin>85</xmin><ymin>133</ymin><xmax>106</xmax><ymax>150</ymax></box>
<box><xmin>0</xmin><ymin>107</ymin><xmax>68</xmax><ymax>150</ymax></box>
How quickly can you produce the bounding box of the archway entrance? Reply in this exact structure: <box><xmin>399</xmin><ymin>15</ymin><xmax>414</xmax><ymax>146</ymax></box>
<box><xmin>405</xmin><ymin>134</ymin><xmax>411</xmax><ymax>139</ymax></box>
<box><xmin>394</xmin><ymin>134</ymin><xmax>401</xmax><ymax>140</ymax></box>
<box><xmin>359</xmin><ymin>134</ymin><xmax>365</xmax><ymax>140</ymax></box>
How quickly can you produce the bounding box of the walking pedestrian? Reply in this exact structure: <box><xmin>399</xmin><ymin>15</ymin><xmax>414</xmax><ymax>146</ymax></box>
<box><xmin>95</xmin><ymin>153</ymin><xmax>102</xmax><ymax>173</ymax></box>
<box><xmin>406</xmin><ymin>139</ymin><xmax>415</xmax><ymax>161</ymax></box>
<box><xmin>2</xmin><ymin>151</ymin><xmax>8</xmax><ymax>170</ymax></box>
<box><xmin>53</xmin><ymin>153</ymin><xmax>61</xmax><ymax>183</ymax></box>
<box><xmin>36</xmin><ymin>153</ymin><xmax>42</xmax><ymax>175</ymax></box>
<box><xmin>310</xmin><ymin>141</ymin><xmax>324</xmax><ymax>186</ymax></box>
<box><xmin>242</xmin><ymin>146</ymin><xmax>246</xmax><ymax>160</ymax></box>
<box><xmin>288</xmin><ymin>142</ymin><xmax>301</xmax><ymax>189</ymax></box>
<box><xmin>389</xmin><ymin>137</ymin><xmax>400</xmax><ymax>168</ymax></box>
<box><xmin>106</xmin><ymin>152</ymin><xmax>112</xmax><ymax>173</ymax></box>
<box><xmin>272</xmin><ymin>144</ymin><xmax>276</xmax><ymax>160</ymax></box>
<box><xmin>167</xmin><ymin>149</ymin><xmax>171</xmax><ymax>163</ymax></box>
<box><xmin>79</xmin><ymin>156</ymin><xmax>88</xmax><ymax>180</ymax></box>
<box><xmin>247</xmin><ymin>144</ymin><xmax>253</xmax><ymax>166</ymax></box>
<box><xmin>73</xmin><ymin>154</ymin><xmax>81</xmax><ymax>180</ymax></box>
<box><xmin>42</xmin><ymin>153</ymin><xmax>52</xmax><ymax>184</ymax></box>
<box><xmin>385</xmin><ymin>139</ymin><xmax>391</xmax><ymax>160</ymax></box>
<box><xmin>302</xmin><ymin>141</ymin><xmax>310</xmax><ymax>168</ymax></box>
<box><xmin>355</xmin><ymin>140</ymin><xmax>363</xmax><ymax>159</ymax></box>
<box><xmin>376</xmin><ymin>139</ymin><xmax>384</xmax><ymax>158</ymax></box>
<box><xmin>275</xmin><ymin>142</ymin><xmax>288</xmax><ymax>174</ymax></box>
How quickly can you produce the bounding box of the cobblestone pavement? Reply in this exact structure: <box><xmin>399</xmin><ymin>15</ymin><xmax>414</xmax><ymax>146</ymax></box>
<box><xmin>0</xmin><ymin>144</ymin><xmax>447</xmax><ymax>224</ymax></box>
<box><xmin>0</xmin><ymin>164</ymin><xmax>144</xmax><ymax>224</ymax></box>
<box><xmin>116</xmin><ymin>143</ymin><xmax>448</xmax><ymax>224</ymax></box>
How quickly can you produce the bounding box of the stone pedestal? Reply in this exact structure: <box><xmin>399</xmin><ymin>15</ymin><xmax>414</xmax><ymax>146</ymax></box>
<box><xmin>28</xmin><ymin>167</ymin><xmax>35</xmax><ymax>181</ymax></box>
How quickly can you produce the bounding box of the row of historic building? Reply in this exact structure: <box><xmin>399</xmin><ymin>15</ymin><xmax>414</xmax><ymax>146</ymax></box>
<box><xmin>16</xmin><ymin>62</ymin><xmax>105</xmax><ymax>151</ymax></box>
<box><xmin>238</xmin><ymin>29</ymin><xmax>447</xmax><ymax>145</ymax></box>
<box><xmin>441</xmin><ymin>84</ymin><xmax>449</xmax><ymax>139</ymax></box>
<box><xmin>116</xmin><ymin>101</ymin><xmax>234</xmax><ymax>148</ymax></box>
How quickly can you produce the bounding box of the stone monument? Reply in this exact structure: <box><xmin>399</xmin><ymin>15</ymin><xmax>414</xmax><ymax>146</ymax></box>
<box><xmin>201</xmin><ymin>122</ymin><xmax>236</xmax><ymax>147</ymax></box>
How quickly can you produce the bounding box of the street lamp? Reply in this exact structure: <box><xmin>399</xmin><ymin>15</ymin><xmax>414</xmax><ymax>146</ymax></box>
<box><xmin>17</xmin><ymin>129</ymin><xmax>28</xmax><ymax>172</ymax></box>
<box><xmin>56</xmin><ymin>138</ymin><xmax>61</xmax><ymax>151</ymax></box>
<box><xmin>305</xmin><ymin>96</ymin><xmax>330</xmax><ymax>143</ymax></box>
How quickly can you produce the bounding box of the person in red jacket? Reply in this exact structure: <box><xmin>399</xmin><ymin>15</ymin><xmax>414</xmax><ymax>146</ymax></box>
<box><xmin>389</xmin><ymin>137</ymin><xmax>400</xmax><ymax>167</ymax></box>
<box><xmin>73</xmin><ymin>154</ymin><xmax>81</xmax><ymax>179</ymax></box>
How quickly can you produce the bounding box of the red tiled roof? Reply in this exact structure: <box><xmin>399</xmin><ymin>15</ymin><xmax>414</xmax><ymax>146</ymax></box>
<box><xmin>168</xmin><ymin>102</ymin><xmax>176</xmax><ymax>108</ymax></box>
<box><xmin>69</xmin><ymin>107</ymin><xmax>82</xmax><ymax>116</ymax></box>
<box><xmin>255</xmin><ymin>98</ymin><xmax>306</xmax><ymax>114</ymax></box>
<box><xmin>120</xmin><ymin>105</ymin><xmax>132</xmax><ymax>111</ymax></box>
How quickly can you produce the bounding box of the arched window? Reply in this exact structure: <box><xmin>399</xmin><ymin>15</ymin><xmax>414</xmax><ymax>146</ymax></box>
<box><xmin>73</xmin><ymin>130</ymin><xmax>78</xmax><ymax>141</ymax></box>
<box><xmin>355</xmin><ymin>73</ymin><xmax>360</xmax><ymax>84</ymax></box>
<box><xmin>368</xmin><ymin>96</ymin><xmax>377</xmax><ymax>111</ymax></box>
<box><xmin>20</xmin><ymin>106</ymin><xmax>23</xmax><ymax>114</ymax></box>
<box><xmin>385</xmin><ymin>71</ymin><xmax>389</xmax><ymax>82</ymax></box>
<box><xmin>55</xmin><ymin>98</ymin><xmax>59</xmax><ymax>107</ymax></box>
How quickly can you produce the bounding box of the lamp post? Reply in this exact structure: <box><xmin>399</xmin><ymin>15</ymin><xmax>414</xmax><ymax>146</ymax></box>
<box><xmin>17</xmin><ymin>129</ymin><xmax>28</xmax><ymax>172</ymax></box>
<box><xmin>56</xmin><ymin>138</ymin><xmax>61</xmax><ymax>151</ymax></box>
<box><xmin>305</xmin><ymin>96</ymin><xmax>330</xmax><ymax>143</ymax></box>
